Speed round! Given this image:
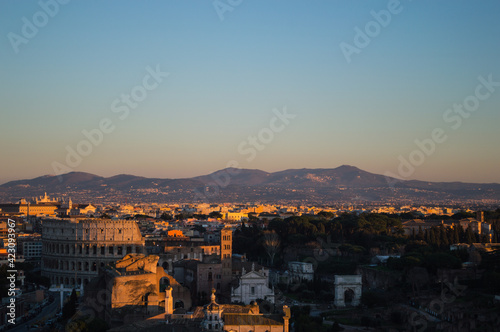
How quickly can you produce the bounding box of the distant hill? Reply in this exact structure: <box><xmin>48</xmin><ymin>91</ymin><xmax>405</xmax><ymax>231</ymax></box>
<box><xmin>1</xmin><ymin>166</ymin><xmax>499</xmax><ymax>205</ymax></box>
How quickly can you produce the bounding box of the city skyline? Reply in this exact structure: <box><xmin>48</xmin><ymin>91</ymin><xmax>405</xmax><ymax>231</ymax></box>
<box><xmin>1</xmin><ymin>1</ymin><xmax>500</xmax><ymax>185</ymax></box>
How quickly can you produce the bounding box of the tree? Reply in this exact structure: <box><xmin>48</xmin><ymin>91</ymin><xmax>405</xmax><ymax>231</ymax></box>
<box><xmin>160</xmin><ymin>213</ymin><xmax>173</xmax><ymax>221</ymax></box>
<box><xmin>193</xmin><ymin>213</ymin><xmax>208</xmax><ymax>220</ymax></box>
<box><xmin>209</xmin><ymin>211</ymin><xmax>223</xmax><ymax>220</ymax></box>
<box><xmin>193</xmin><ymin>225</ymin><xmax>207</xmax><ymax>234</ymax></box>
<box><xmin>465</xmin><ymin>226</ymin><xmax>475</xmax><ymax>244</ymax></box>
<box><xmin>63</xmin><ymin>289</ymin><xmax>78</xmax><ymax>319</ymax></box>
<box><xmin>262</xmin><ymin>231</ymin><xmax>281</xmax><ymax>266</ymax></box>
<box><xmin>248</xmin><ymin>213</ymin><xmax>259</xmax><ymax>222</ymax></box>
<box><xmin>317</xmin><ymin>211</ymin><xmax>335</xmax><ymax>219</ymax></box>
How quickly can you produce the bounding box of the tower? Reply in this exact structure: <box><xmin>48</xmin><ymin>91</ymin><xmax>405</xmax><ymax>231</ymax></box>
<box><xmin>220</xmin><ymin>227</ymin><xmax>232</xmax><ymax>292</ymax></box>
<box><xmin>202</xmin><ymin>289</ymin><xmax>224</xmax><ymax>331</ymax></box>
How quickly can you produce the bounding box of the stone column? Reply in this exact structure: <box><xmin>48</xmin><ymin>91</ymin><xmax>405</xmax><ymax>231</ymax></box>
<box><xmin>165</xmin><ymin>286</ymin><xmax>173</xmax><ymax>315</ymax></box>
<box><xmin>334</xmin><ymin>286</ymin><xmax>345</xmax><ymax>307</ymax></box>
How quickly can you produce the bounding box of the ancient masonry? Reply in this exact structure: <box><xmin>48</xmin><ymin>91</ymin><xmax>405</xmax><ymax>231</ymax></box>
<box><xmin>41</xmin><ymin>218</ymin><xmax>145</xmax><ymax>287</ymax></box>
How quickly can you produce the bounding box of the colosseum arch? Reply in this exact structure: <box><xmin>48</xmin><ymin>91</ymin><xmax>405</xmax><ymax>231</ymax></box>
<box><xmin>158</xmin><ymin>257</ymin><xmax>173</xmax><ymax>274</ymax></box>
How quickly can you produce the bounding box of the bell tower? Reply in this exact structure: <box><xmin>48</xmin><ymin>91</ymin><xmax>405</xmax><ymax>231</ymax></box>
<box><xmin>220</xmin><ymin>227</ymin><xmax>232</xmax><ymax>292</ymax></box>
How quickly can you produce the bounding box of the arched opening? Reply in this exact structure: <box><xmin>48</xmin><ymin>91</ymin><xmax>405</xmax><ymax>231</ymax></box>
<box><xmin>175</xmin><ymin>300</ymin><xmax>184</xmax><ymax>309</ymax></box>
<box><xmin>159</xmin><ymin>277</ymin><xmax>170</xmax><ymax>292</ymax></box>
<box><xmin>162</xmin><ymin>261</ymin><xmax>169</xmax><ymax>271</ymax></box>
<box><xmin>344</xmin><ymin>288</ymin><xmax>355</xmax><ymax>306</ymax></box>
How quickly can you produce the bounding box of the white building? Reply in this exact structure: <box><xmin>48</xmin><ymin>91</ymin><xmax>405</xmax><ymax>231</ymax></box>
<box><xmin>231</xmin><ymin>264</ymin><xmax>275</xmax><ymax>304</ymax></box>
<box><xmin>225</xmin><ymin>212</ymin><xmax>248</xmax><ymax>222</ymax></box>
<box><xmin>288</xmin><ymin>261</ymin><xmax>314</xmax><ymax>282</ymax></box>
<box><xmin>23</xmin><ymin>241</ymin><xmax>42</xmax><ymax>259</ymax></box>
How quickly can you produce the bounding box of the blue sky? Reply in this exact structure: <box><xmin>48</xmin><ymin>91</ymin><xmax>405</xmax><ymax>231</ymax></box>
<box><xmin>1</xmin><ymin>0</ymin><xmax>499</xmax><ymax>184</ymax></box>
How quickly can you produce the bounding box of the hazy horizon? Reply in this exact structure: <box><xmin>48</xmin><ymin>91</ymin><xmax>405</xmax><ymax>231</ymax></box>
<box><xmin>3</xmin><ymin>164</ymin><xmax>500</xmax><ymax>187</ymax></box>
<box><xmin>1</xmin><ymin>1</ymin><xmax>499</xmax><ymax>185</ymax></box>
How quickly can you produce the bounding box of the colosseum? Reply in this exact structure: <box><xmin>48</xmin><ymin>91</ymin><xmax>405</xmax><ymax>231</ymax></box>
<box><xmin>42</xmin><ymin>218</ymin><xmax>145</xmax><ymax>287</ymax></box>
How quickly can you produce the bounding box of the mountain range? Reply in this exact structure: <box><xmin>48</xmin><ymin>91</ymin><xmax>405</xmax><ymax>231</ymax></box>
<box><xmin>1</xmin><ymin>165</ymin><xmax>499</xmax><ymax>205</ymax></box>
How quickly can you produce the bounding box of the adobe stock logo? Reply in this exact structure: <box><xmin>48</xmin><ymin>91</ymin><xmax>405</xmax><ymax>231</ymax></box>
<box><xmin>339</xmin><ymin>0</ymin><xmax>409</xmax><ymax>63</ymax></box>
<box><xmin>192</xmin><ymin>106</ymin><xmax>296</xmax><ymax>204</ymax></box>
<box><xmin>385</xmin><ymin>74</ymin><xmax>499</xmax><ymax>188</ymax></box>
<box><xmin>7</xmin><ymin>0</ymin><xmax>70</xmax><ymax>54</ymax></box>
<box><xmin>51</xmin><ymin>65</ymin><xmax>169</xmax><ymax>181</ymax></box>
<box><xmin>213</xmin><ymin>0</ymin><xmax>243</xmax><ymax>21</ymax></box>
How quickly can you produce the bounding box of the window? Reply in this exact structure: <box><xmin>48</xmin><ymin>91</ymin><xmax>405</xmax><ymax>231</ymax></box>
<box><xmin>251</xmin><ymin>287</ymin><xmax>255</xmax><ymax>295</ymax></box>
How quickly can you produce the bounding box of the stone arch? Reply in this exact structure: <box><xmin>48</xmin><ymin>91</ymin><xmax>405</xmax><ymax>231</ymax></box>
<box><xmin>334</xmin><ymin>275</ymin><xmax>362</xmax><ymax>307</ymax></box>
<box><xmin>156</xmin><ymin>272</ymin><xmax>192</xmax><ymax>310</ymax></box>
<box><xmin>344</xmin><ymin>288</ymin><xmax>355</xmax><ymax>305</ymax></box>
<box><xmin>158</xmin><ymin>257</ymin><xmax>172</xmax><ymax>273</ymax></box>
<box><xmin>174</xmin><ymin>300</ymin><xmax>184</xmax><ymax>309</ymax></box>
<box><xmin>159</xmin><ymin>277</ymin><xmax>170</xmax><ymax>292</ymax></box>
